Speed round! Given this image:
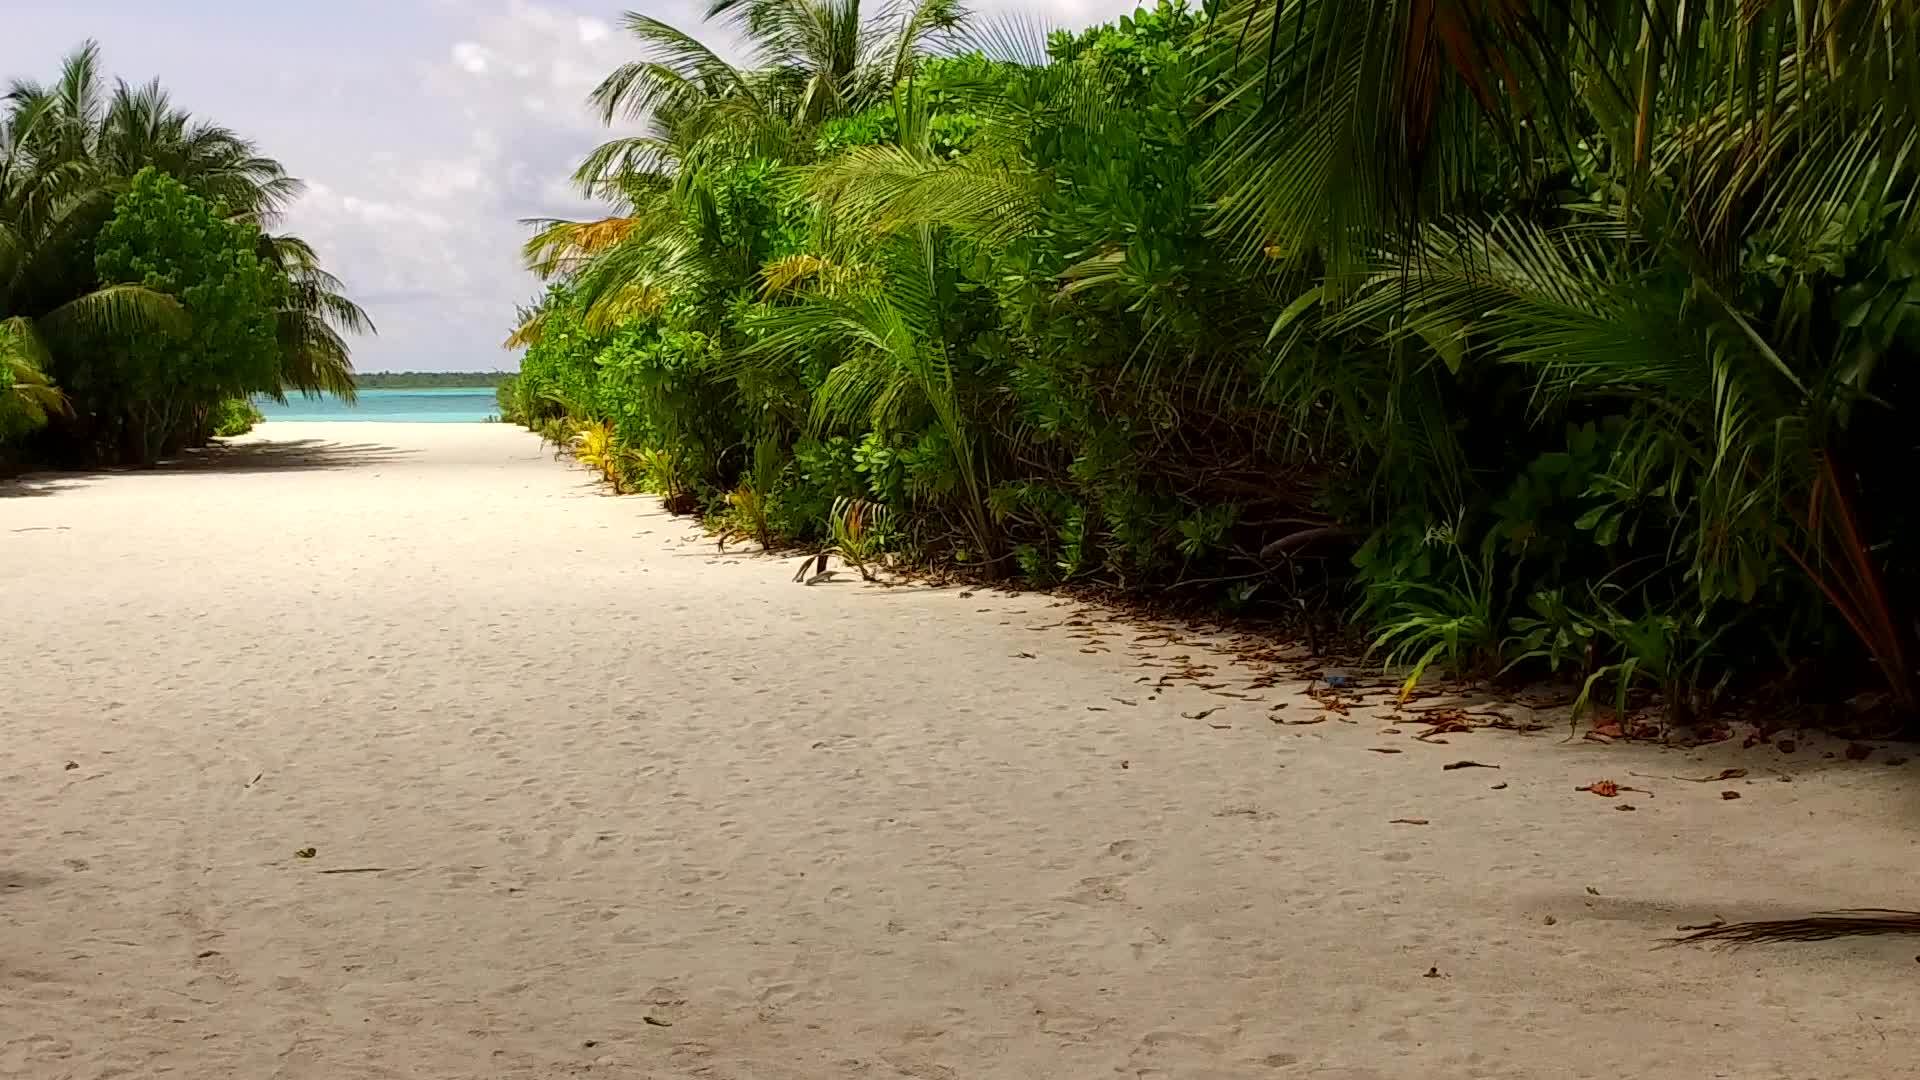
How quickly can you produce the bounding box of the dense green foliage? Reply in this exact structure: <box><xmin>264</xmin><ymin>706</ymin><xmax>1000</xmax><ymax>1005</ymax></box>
<box><xmin>209</xmin><ymin>396</ymin><xmax>263</xmax><ymax>437</ymax></box>
<box><xmin>507</xmin><ymin>0</ymin><xmax>1920</xmax><ymax>724</ymax></box>
<box><xmin>87</xmin><ymin>169</ymin><xmax>283</xmax><ymax>462</ymax></box>
<box><xmin>1</xmin><ymin>43</ymin><xmax>369</xmax><ymax>466</ymax></box>
<box><xmin>359</xmin><ymin>371</ymin><xmax>509</xmax><ymax>389</ymax></box>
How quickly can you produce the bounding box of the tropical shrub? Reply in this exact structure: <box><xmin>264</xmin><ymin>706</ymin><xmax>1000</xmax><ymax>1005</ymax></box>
<box><xmin>209</xmin><ymin>397</ymin><xmax>263</xmax><ymax>437</ymax></box>
<box><xmin>86</xmin><ymin>169</ymin><xmax>283</xmax><ymax>463</ymax></box>
<box><xmin>502</xmin><ymin>0</ymin><xmax>1920</xmax><ymax>725</ymax></box>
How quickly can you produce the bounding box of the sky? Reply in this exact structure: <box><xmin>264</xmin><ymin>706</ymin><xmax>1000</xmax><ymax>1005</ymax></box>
<box><xmin>3</xmin><ymin>0</ymin><xmax>1141</xmax><ymax>373</ymax></box>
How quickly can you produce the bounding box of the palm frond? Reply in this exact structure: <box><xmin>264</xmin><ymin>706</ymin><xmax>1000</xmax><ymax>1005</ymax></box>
<box><xmin>504</xmin><ymin>308</ymin><xmax>548</xmax><ymax>349</ymax></box>
<box><xmin>0</xmin><ymin>317</ymin><xmax>69</xmax><ymax>423</ymax></box>
<box><xmin>522</xmin><ymin>215</ymin><xmax>642</xmax><ymax>279</ymax></box>
<box><xmin>1677</xmin><ymin>910</ymin><xmax>1920</xmax><ymax>947</ymax></box>
<box><xmin>595</xmin><ymin>13</ymin><xmax>763</xmax><ymax>124</ymax></box>
<box><xmin>36</xmin><ymin>283</ymin><xmax>188</xmax><ymax>343</ymax></box>
<box><xmin>808</xmin><ymin>142</ymin><xmax>1044</xmax><ymax>244</ymax></box>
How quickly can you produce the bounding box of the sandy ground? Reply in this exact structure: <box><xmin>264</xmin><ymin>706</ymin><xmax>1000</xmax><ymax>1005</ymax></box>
<box><xmin>4</xmin><ymin>421</ymin><xmax>1919</xmax><ymax>1080</ymax></box>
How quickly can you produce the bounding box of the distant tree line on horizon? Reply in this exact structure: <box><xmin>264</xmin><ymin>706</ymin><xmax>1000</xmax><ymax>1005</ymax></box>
<box><xmin>355</xmin><ymin>371</ymin><xmax>511</xmax><ymax>390</ymax></box>
<box><xmin>1</xmin><ymin>42</ymin><xmax>370</xmax><ymax>468</ymax></box>
<box><xmin>501</xmin><ymin>0</ymin><xmax>1920</xmax><ymax>733</ymax></box>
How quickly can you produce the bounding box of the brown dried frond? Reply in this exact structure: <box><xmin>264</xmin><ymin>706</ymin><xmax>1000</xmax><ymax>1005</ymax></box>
<box><xmin>1677</xmin><ymin>910</ymin><xmax>1920</xmax><ymax>947</ymax></box>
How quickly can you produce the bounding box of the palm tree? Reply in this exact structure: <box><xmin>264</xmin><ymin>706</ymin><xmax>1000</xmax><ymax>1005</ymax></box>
<box><xmin>587</xmin><ymin>0</ymin><xmax>963</xmax><ymax>147</ymax></box>
<box><xmin>522</xmin><ymin>0</ymin><xmax>968</xmax><ymax>325</ymax></box>
<box><xmin>4</xmin><ymin>43</ymin><xmax>299</xmax><ymax>254</ymax></box>
<box><xmin>257</xmin><ymin>233</ymin><xmax>371</xmax><ymax>401</ymax></box>
<box><xmin>2</xmin><ymin>42</ymin><xmax>369</xmax><ymax>455</ymax></box>
<box><xmin>1</xmin><ymin>45</ymin><xmax>191</xmax><ymax>374</ymax></box>
<box><xmin>95</xmin><ymin>77</ymin><xmax>301</xmax><ymax>222</ymax></box>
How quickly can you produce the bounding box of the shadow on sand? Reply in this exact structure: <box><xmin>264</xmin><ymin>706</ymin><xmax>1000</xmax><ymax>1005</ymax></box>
<box><xmin>0</xmin><ymin>438</ymin><xmax>419</xmax><ymax>497</ymax></box>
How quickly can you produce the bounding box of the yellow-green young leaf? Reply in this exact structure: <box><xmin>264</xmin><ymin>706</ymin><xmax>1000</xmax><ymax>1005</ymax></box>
<box><xmin>1412</xmin><ymin>318</ymin><xmax>1468</xmax><ymax>375</ymax></box>
<box><xmin>1265</xmin><ymin>286</ymin><xmax>1322</xmax><ymax>345</ymax></box>
<box><xmin>1593</xmin><ymin>514</ymin><xmax>1621</xmax><ymax>547</ymax></box>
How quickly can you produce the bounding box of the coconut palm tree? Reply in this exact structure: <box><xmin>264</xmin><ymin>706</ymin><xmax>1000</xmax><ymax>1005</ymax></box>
<box><xmin>0</xmin><ymin>336</ymin><xmax>69</xmax><ymax>438</ymax></box>
<box><xmin>587</xmin><ymin>0</ymin><xmax>963</xmax><ymax>148</ymax></box>
<box><xmin>257</xmin><ymin>233</ymin><xmax>371</xmax><ymax>401</ymax></box>
<box><xmin>1</xmin><ymin>45</ymin><xmax>191</xmax><ymax>369</ymax></box>
<box><xmin>1</xmin><ymin>102</ymin><xmax>188</xmax><ymax>419</ymax></box>
<box><xmin>522</xmin><ymin>0</ymin><xmax>969</xmax><ymax>323</ymax></box>
<box><xmin>3</xmin><ymin>41</ymin><xmax>368</xmax><ymax>456</ymax></box>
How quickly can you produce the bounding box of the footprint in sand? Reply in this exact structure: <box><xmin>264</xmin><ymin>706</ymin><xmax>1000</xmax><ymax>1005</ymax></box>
<box><xmin>1037</xmin><ymin>1008</ymin><xmax>1110</xmax><ymax>1042</ymax></box>
<box><xmin>1060</xmin><ymin>875</ymin><xmax>1125</xmax><ymax>904</ymax></box>
<box><xmin>1128</xmin><ymin>1028</ymin><xmax>1230</xmax><ymax>1073</ymax></box>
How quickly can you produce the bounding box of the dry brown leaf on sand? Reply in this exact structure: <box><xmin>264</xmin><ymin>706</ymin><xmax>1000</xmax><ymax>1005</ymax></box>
<box><xmin>1367</xmin><ymin>747</ymin><xmax>1404</xmax><ymax>755</ymax></box>
<box><xmin>1390</xmin><ymin>818</ymin><xmax>1429</xmax><ymax>825</ymax></box>
<box><xmin>1181</xmin><ymin>707</ymin><xmax>1222</xmax><ymax>720</ymax></box>
<box><xmin>1416</xmin><ymin>713</ymin><xmax>1474</xmax><ymax>741</ymax></box>
<box><xmin>1578</xmin><ymin>780</ymin><xmax>1653</xmax><ymax>798</ymax></box>
<box><xmin>1442</xmin><ymin>760</ymin><xmax>1499</xmax><ymax>771</ymax></box>
<box><xmin>1721</xmin><ymin>790</ymin><xmax>1742</xmax><ymax>800</ymax></box>
<box><xmin>1305</xmin><ymin>687</ymin><xmax>1352</xmax><ymax>715</ymax></box>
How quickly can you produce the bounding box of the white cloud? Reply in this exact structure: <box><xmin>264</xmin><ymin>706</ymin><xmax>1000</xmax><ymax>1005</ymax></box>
<box><xmin>308</xmin><ymin>189</ymin><xmax>453</xmax><ymax>234</ymax></box>
<box><xmin>411</xmin><ymin>160</ymin><xmax>489</xmax><ymax>200</ymax></box>
<box><xmin>578</xmin><ymin>16</ymin><xmax>612</xmax><ymax>44</ymax></box>
<box><xmin>549</xmin><ymin>56</ymin><xmax>601</xmax><ymax>95</ymax></box>
<box><xmin>450</xmin><ymin>41</ymin><xmax>492</xmax><ymax>74</ymax></box>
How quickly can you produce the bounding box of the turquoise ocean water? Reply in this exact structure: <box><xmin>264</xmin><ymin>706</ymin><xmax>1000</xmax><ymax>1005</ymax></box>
<box><xmin>256</xmin><ymin>386</ymin><xmax>498</xmax><ymax>423</ymax></box>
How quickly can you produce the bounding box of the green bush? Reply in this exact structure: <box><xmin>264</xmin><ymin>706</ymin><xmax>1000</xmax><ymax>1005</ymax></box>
<box><xmin>499</xmin><ymin>0</ymin><xmax>1920</xmax><ymax>719</ymax></box>
<box><xmin>209</xmin><ymin>397</ymin><xmax>263</xmax><ymax>437</ymax></box>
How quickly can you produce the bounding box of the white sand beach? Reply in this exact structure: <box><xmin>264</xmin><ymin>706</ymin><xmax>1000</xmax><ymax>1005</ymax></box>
<box><xmin>5</xmin><ymin>421</ymin><xmax>1918</xmax><ymax>1079</ymax></box>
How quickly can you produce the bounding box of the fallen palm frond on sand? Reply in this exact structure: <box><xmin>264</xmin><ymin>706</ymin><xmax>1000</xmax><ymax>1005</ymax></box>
<box><xmin>1677</xmin><ymin>910</ymin><xmax>1920</xmax><ymax>947</ymax></box>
